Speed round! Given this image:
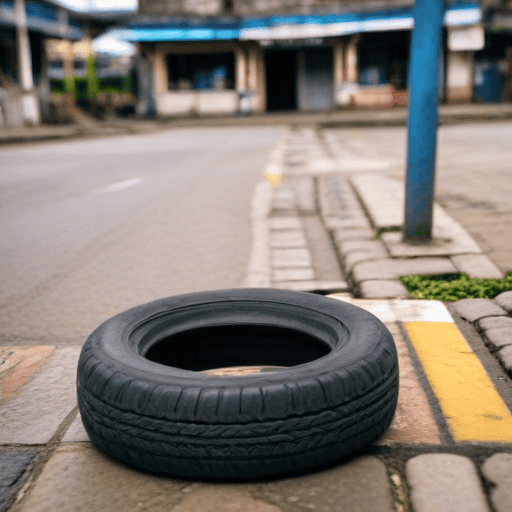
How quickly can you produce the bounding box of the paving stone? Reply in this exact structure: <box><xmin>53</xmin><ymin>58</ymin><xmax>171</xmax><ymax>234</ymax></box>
<box><xmin>11</xmin><ymin>445</ymin><xmax>186</xmax><ymax>512</ymax></box>
<box><xmin>0</xmin><ymin>347</ymin><xmax>80</xmax><ymax>444</ymax></box>
<box><xmin>0</xmin><ymin>346</ymin><xmax>54</xmax><ymax>400</ymax></box>
<box><xmin>359</xmin><ymin>280</ymin><xmax>410</xmax><ymax>299</ymax></box>
<box><xmin>328</xmin><ymin>297</ymin><xmax>397</xmax><ymax>323</ymax></box>
<box><xmin>258</xmin><ymin>455</ymin><xmax>394</xmax><ymax>512</ymax></box>
<box><xmin>390</xmin><ymin>300</ymin><xmax>454</xmax><ymax>323</ymax></box>
<box><xmin>268</xmin><ymin>217</ymin><xmax>302</xmax><ymax>230</ymax></box>
<box><xmin>339</xmin><ymin>239</ymin><xmax>387</xmax><ymax>254</ymax></box>
<box><xmin>0</xmin><ymin>448</ymin><xmax>39</xmax><ymax>512</ymax></box>
<box><xmin>273</xmin><ymin>268</ymin><xmax>315</xmax><ymax>282</ymax></box>
<box><xmin>0</xmin><ymin>448</ymin><xmax>38</xmax><ymax>487</ymax></box>
<box><xmin>333</xmin><ymin>228</ymin><xmax>375</xmax><ymax>243</ymax></box>
<box><xmin>497</xmin><ymin>345</ymin><xmax>512</xmax><ymax>375</ymax></box>
<box><xmin>477</xmin><ymin>316</ymin><xmax>512</xmax><ymax>332</ymax></box>
<box><xmin>406</xmin><ymin>454</ymin><xmax>490</xmax><ymax>512</ymax></box>
<box><xmin>275</xmin><ymin>280</ymin><xmax>349</xmax><ymax>293</ymax></box>
<box><xmin>451</xmin><ymin>254</ymin><xmax>504</xmax><ymax>279</ymax></box>
<box><xmin>495</xmin><ymin>291</ymin><xmax>512</xmax><ymax>313</ymax></box>
<box><xmin>483</xmin><ymin>328</ymin><xmax>512</xmax><ymax>349</ymax></box>
<box><xmin>323</xmin><ymin>215</ymin><xmax>371</xmax><ymax>231</ymax></box>
<box><xmin>452</xmin><ymin>298</ymin><xmax>507</xmax><ymax>323</ymax></box>
<box><xmin>271</xmin><ymin>248</ymin><xmax>312</xmax><ymax>268</ymax></box>
<box><xmin>270</xmin><ymin>230</ymin><xmax>307</xmax><ymax>248</ymax></box>
<box><xmin>482</xmin><ymin>453</ymin><xmax>512</xmax><ymax>512</ymax></box>
<box><xmin>374</xmin><ymin>322</ymin><xmax>441</xmax><ymax>445</ymax></box>
<box><xmin>350</xmin><ymin>175</ymin><xmax>403</xmax><ymax>230</ymax></box>
<box><xmin>352</xmin><ymin>257</ymin><xmax>457</xmax><ymax>282</ymax></box>
<box><xmin>382</xmin><ymin>220</ymin><xmax>482</xmax><ymax>258</ymax></box>
<box><xmin>288</xmin><ymin>177</ymin><xmax>316</xmax><ymax>214</ymax></box>
<box><xmin>344</xmin><ymin>250</ymin><xmax>389</xmax><ymax>272</ymax></box>
<box><xmin>174</xmin><ymin>487</ymin><xmax>281</xmax><ymax>512</ymax></box>
<box><xmin>62</xmin><ymin>411</ymin><xmax>89</xmax><ymax>443</ymax></box>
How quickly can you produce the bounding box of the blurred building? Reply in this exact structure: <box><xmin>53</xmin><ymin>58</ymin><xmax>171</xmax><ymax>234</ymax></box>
<box><xmin>120</xmin><ymin>0</ymin><xmax>500</xmax><ymax>117</ymax></box>
<box><xmin>0</xmin><ymin>0</ymin><xmax>130</xmax><ymax>127</ymax></box>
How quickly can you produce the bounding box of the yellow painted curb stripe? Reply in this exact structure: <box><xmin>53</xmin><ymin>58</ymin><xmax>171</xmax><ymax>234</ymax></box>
<box><xmin>406</xmin><ymin>322</ymin><xmax>512</xmax><ymax>442</ymax></box>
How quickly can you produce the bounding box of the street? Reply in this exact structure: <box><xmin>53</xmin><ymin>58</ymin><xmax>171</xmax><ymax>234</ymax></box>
<box><xmin>0</xmin><ymin>126</ymin><xmax>284</xmax><ymax>345</ymax></box>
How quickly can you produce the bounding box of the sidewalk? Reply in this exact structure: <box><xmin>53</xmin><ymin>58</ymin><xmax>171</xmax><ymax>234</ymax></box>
<box><xmin>1</xmin><ymin>108</ymin><xmax>512</xmax><ymax>512</ymax></box>
<box><xmin>3</xmin><ymin>102</ymin><xmax>512</xmax><ymax>146</ymax></box>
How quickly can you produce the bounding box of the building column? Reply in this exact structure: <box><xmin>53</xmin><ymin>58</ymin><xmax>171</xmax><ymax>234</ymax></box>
<box><xmin>235</xmin><ymin>45</ymin><xmax>247</xmax><ymax>92</ymax></box>
<box><xmin>332</xmin><ymin>37</ymin><xmax>344</xmax><ymax>107</ymax></box>
<box><xmin>15</xmin><ymin>0</ymin><xmax>40</xmax><ymax>124</ymax></box>
<box><xmin>446</xmin><ymin>50</ymin><xmax>474</xmax><ymax>103</ymax></box>
<box><xmin>152</xmin><ymin>46</ymin><xmax>168</xmax><ymax>95</ymax></box>
<box><xmin>344</xmin><ymin>34</ymin><xmax>360</xmax><ymax>84</ymax></box>
<box><xmin>247</xmin><ymin>43</ymin><xmax>265</xmax><ymax>112</ymax></box>
<box><xmin>332</xmin><ymin>37</ymin><xmax>344</xmax><ymax>88</ymax></box>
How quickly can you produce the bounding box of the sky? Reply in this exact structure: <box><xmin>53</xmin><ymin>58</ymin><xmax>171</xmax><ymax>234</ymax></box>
<box><xmin>55</xmin><ymin>0</ymin><xmax>138</xmax><ymax>54</ymax></box>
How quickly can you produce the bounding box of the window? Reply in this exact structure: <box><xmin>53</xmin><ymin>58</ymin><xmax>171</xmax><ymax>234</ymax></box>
<box><xmin>167</xmin><ymin>53</ymin><xmax>235</xmax><ymax>91</ymax></box>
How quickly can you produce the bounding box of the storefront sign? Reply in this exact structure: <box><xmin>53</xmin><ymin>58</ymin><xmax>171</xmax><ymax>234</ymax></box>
<box><xmin>448</xmin><ymin>24</ymin><xmax>484</xmax><ymax>51</ymax></box>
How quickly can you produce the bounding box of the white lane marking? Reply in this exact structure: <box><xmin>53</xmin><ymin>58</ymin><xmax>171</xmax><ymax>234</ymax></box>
<box><xmin>95</xmin><ymin>178</ymin><xmax>143</xmax><ymax>194</ymax></box>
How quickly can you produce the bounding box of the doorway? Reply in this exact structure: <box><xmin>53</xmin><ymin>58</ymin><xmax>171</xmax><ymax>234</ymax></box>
<box><xmin>265</xmin><ymin>50</ymin><xmax>297</xmax><ymax>111</ymax></box>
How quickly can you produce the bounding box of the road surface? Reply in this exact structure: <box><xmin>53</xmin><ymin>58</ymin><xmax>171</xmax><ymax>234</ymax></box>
<box><xmin>0</xmin><ymin>126</ymin><xmax>284</xmax><ymax>345</ymax></box>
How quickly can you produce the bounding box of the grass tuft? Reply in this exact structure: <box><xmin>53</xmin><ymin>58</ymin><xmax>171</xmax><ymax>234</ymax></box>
<box><xmin>399</xmin><ymin>273</ymin><xmax>512</xmax><ymax>301</ymax></box>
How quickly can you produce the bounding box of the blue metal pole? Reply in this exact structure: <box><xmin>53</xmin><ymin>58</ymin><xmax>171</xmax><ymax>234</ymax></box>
<box><xmin>404</xmin><ymin>0</ymin><xmax>445</xmax><ymax>241</ymax></box>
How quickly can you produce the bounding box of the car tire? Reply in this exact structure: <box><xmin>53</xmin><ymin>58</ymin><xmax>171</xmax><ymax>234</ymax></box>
<box><xmin>77</xmin><ymin>288</ymin><xmax>398</xmax><ymax>479</ymax></box>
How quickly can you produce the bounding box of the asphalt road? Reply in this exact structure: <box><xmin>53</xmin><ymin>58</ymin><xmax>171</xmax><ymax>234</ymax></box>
<box><xmin>323</xmin><ymin>121</ymin><xmax>512</xmax><ymax>273</ymax></box>
<box><xmin>0</xmin><ymin>126</ymin><xmax>284</xmax><ymax>345</ymax></box>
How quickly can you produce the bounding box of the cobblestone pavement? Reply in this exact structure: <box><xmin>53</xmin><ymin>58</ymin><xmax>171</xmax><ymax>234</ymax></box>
<box><xmin>2</xmin><ymin>118</ymin><xmax>512</xmax><ymax>511</ymax></box>
<box><xmin>240</xmin><ymin>127</ymin><xmax>512</xmax><ymax>511</ymax></box>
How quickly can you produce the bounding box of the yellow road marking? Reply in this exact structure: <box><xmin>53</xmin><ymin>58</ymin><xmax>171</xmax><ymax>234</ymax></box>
<box><xmin>406</xmin><ymin>322</ymin><xmax>512</xmax><ymax>442</ymax></box>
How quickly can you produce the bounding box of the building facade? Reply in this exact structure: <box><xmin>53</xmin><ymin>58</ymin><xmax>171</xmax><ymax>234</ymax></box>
<box><xmin>119</xmin><ymin>1</ymin><xmax>512</xmax><ymax>117</ymax></box>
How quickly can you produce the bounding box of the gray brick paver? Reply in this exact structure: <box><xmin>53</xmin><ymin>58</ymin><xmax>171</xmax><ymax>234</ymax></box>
<box><xmin>496</xmin><ymin>345</ymin><xmax>512</xmax><ymax>375</ymax></box>
<box><xmin>352</xmin><ymin>257</ymin><xmax>457</xmax><ymax>282</ymax></box>
<box><xmin>451</xmin><ymin>254</ymin><xmax>504</xmax><ymax>279</ymax></box>
<box><xmin>477</xmin><ymin>316</ymin><xmax>512</xmax><ymax>332</ymax></box>
<box><xmin>495</xmin><ymin>291</ymin><xmax>512</xmax><ymax>313</ymax></box>
<box><xmin>359</xmin><ymin>280</ymin><xmax>410</xmax><ymax>299</ymax></box>
<box><xmin>482</xmin><ymin>453</ymin><xmax>512</xmax><ymax>512</ymax></box>
<box><xmin>406</xmin><ymin>454</ymin><xmax>490</xmax><ymax>512</ymax></box>
<box><xmin>483</xmin><ymin>327</ymin><xmax>512</xmax><ymax>349</ymax></box>
<box><xmin>258</xmin><ymin>455</ymin><xmax>394</xmax><ymax>512</ymax></box>
<box><xmin>453</xmin><ymin>298</ymin><xmax>507</xmax><ymax>323</ymax></box>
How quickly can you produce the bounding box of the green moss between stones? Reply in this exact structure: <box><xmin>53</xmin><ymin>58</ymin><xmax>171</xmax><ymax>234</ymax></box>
<box><xmin>399</xmin><ymin>273</ymin><xmax>512</xmax><ymax>301</ymax></box>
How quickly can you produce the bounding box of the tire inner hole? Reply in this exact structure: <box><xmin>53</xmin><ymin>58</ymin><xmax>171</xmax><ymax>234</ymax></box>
<box><xmin>144</xmin><ymin>325</ymin><xmax>330</xmax><ymax>372</ymax></box>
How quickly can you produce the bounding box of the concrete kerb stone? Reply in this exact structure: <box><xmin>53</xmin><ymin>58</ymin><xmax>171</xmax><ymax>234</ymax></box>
<box><xmin>338</xmin><ymin>239</ymin><xmax>387</xmax><ymax>254</ymax></box>
<box><xmin>271</xmin><ymin>248</ymin><xmax>312</xmax><ymax>268</ymax></box>
<box><xmin>451</xmin><ymin>254</ymin><xmax>504</xmax><ymax>280</ymax></box>
<box><xmin>495</xmin><ymin>291</ymin><xmax>512</xmax><ymax>313</ymax></box>
<box><xmin>406</xmin><ymin>454</ymin><xmax>491</xmax><ymax>512</ymax></box>
<box><xmin>497</xmin><ymin>345</ymin><xmax>512</xmax><ymax>375</ymax></box>
<box><xmin>352</xmin><ymin>257</ymin><xmax>457</xmax><ymax>282</ymax></box>
<box><xmin>482</xmin><ymin>453</ymin><xmax>512</xmax><ymax>512</ymax></box>
<box><xmin>477</xmin><ymin>316</ymin><xmax>512</xmax><ymax>331</ymax></box>
<box><xmin>452</xmin><ymin>298</ymin><xmax>507</xmax><ymax>323</ymax></box>
<box><xmin>481</xmin><ymin>328</ymin><xmax>512</xmax><ymax>350</ymax></box>
<box><xmin>333</xmin><ymin>227</ymin><xmax>375</xmax><ymax>243</ymax></box>
<box><xmin>273</xmin><ymin>268</ymin><xmax>315</xmax><ymax>282</ymax></box>
<box><xmin>344</xmin><ymin>250</ymin><xmax>389</xmax><ymax>273</ymax></box>
<box><xmin>270</xmin><ymin>230</ymin><xmax>308</xmax><ymax>249</ymax></box>
<box><xmin>274</xmin><ymin>280</ymin><xmax>350</xmax><ymax>293</ymax></box>
<box><xmin>359</xmin><ymin>280</ymin><xmax>410</xmax><ymax>299</ymax></box>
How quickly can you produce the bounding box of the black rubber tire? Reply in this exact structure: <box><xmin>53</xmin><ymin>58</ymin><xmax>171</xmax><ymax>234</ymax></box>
<box><xmin>77</xmin><ymin>288</ymin><xmax>398</xmax><ymax>479</ymax></box>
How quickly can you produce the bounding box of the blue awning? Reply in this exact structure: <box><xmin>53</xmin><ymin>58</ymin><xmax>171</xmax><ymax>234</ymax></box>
<box><xmin>121</xmin><ymin>2</ymin><xmax>481</xmax><ymax>42</ymax></box>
